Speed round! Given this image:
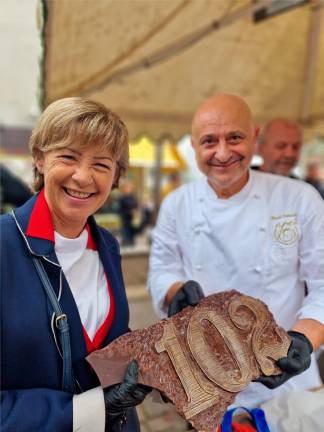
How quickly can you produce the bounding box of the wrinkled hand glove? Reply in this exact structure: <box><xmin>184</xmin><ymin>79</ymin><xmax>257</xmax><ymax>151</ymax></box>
<box><xmin>256</xmin><ymin>330</ymin><xmax>313</xmax><ymax>389</ymax></box>
<box><xmin>104</xmin><ymin>360</ymin><xmax>151</xmax><ymax>429</ymax></box>
<box><xmin>168</xmin><ymin>280</ymin><xmax>204</xmax><ymax>317</ymax></box>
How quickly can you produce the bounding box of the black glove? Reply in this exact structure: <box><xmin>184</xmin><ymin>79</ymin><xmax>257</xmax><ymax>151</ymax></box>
<box><xmin>256</xmin><ymin>330</ymin><xmax>313</xmax><ymax>389</ymax></box>
<box><xmin>168</xmin><ymin>280</ymin><xmax>204</xmax><ymax>317</ymax></box>
<box><xmin>104</xmin><ymin>360</ymin><xmax>151</xmax><ymax>429</ymax></box>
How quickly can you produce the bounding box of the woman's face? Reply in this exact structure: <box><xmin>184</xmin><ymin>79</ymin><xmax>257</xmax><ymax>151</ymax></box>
<box><xmin>35</xmin><ymin>142</ymin><xmax>117</xmax><ymax>238</ymax></box>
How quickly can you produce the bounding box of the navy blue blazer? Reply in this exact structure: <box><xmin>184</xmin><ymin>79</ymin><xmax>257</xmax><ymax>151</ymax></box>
<box><xmin>0</xmin><ymin>194</ymin><xmax>140</xmax><ymax>431</ymax></box>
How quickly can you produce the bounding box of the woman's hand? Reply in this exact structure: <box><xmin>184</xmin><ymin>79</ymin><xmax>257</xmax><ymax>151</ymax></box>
<box><xmin>104</xmin><ymin>360</ymin><xmax>151</xmax><ymax>430</ymax></box>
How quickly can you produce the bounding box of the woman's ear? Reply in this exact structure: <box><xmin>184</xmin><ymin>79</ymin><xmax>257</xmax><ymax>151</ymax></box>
<box><xmin>33</xmin><ymin>149</ymin><xmax>44</xmax><ymax>173</ymax></box>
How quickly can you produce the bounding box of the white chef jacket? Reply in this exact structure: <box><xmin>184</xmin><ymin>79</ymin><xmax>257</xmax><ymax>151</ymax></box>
<box><xmin>148</xmin><ymin>169</ymin><xmax>324</xmax><ymax>407</ymax></box>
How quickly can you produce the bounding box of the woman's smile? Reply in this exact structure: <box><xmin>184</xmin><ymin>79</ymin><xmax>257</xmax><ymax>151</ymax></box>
<box><xmin>63</xmin><ymin>187</ymin><xmax>95</xmax><ymax>200</ymax></box>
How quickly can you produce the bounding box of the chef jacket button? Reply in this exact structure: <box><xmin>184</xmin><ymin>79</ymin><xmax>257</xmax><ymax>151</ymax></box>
<box><xmin>254</xmin><ymin>266</ymin><xmax>262</xmax><ymax>273</ymax></box>
<box><xmin>195</xmin><ymin>265</ymin><xmax>202</xmax><ymax>271</ymax></box>
<box><xmin>259</xmin><ymin>225</ymin><xmax>266</xmax><ymax>231</ymax></box>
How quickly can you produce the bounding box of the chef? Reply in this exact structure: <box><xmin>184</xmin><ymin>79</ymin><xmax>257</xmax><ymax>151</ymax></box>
<box><xmin>148</xmin><ymin>93</ymin><xmax>324</xmax><ymax>407</ymax></box>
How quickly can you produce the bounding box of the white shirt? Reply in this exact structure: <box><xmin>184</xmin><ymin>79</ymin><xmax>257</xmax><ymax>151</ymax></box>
<box><xmin>55</xmin><ymin>229</ymin><xmax>109</xmax><ymax>341</ymax></box>
<box><xmin>148</xmin><ymin>169</ymin><xmax>324</xmax><ymax>406</ymax></box>
<box><xmin>54</xmin><ymin>229</ymin><xmax>108</xmax><ymax>431</ymax></box>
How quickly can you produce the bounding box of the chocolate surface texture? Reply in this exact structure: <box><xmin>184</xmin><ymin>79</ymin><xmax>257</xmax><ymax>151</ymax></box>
<box><xmin>87</xmin><ymin>290</ymin><xmax>290</xmax><ymax>431</ymax></box>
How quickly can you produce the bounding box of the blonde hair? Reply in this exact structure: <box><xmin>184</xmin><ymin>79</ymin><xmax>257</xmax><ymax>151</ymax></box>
<box><xmin>29</xmin><ymin>97</ymin><xmax>129</xmax><ymax>191</ymax></box>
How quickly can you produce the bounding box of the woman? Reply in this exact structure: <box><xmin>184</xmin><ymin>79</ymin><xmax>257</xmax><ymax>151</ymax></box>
<box><xmin>0</xmin><ymin>97</ymin><xmax>151</xmax><ymax>431</ymax></box>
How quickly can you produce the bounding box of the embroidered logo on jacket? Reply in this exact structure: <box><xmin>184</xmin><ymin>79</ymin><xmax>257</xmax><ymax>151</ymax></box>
<box><xmin>271</xmin><ymin>213</ymin><xmax>299</xmax><ymax>246</ymax></box>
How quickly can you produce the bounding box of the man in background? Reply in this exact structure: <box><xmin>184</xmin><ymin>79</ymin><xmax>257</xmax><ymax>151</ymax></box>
<box><xmin>118</xmin><ymin>179</ymin><xmax>139</xmax><ymax>246</ymax></box>
<box><xmin>256</xmin><ymin>118</ymin><xmax>303</xmax><ymax>178</ymax></box>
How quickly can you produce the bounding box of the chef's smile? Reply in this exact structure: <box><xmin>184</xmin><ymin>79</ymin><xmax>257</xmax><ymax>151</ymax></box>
<box><xmin>207</xmin><ymin>156</ymin><xmax>243</xmax><ymax>169</ymax></box>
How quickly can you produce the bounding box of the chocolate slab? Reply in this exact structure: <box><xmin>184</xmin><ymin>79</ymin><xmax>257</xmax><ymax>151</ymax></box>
<box><xmin>87</xmin><ymin>290</ymin><xmax>290</xmax><ymax>431</ymax></box>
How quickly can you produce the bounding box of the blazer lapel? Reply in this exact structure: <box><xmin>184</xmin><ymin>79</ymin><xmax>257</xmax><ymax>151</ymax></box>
<box><xmin>13</xmin><ymin>195</ymin><xmax>91</xmax><ymax>388</ymax></box>
<box><xmin>89</xmin><ymin>217</ymin><xmax>130</xmax><ymax>345</ymax></box>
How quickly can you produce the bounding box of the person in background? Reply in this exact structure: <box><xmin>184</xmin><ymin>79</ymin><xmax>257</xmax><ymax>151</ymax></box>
<box><xmin>1</xmin><ymin>97</ymin><xmax>151</xmax><ymax>431</ymax></box>
<box><xmin>304</xmin><ymin>162</ymin><xmax>324</xmax><ymax>199</ymax></box>
<box><xmin>118</xmin><ymin>180</ymin><xmax>153</xmax><ymax>246</ymax></box>
<box><xmin>118</xmin><ymin>179</ymin><xmax>139</xmax><ymax>246</ymax></box>
<box><xmin>255</xmin><ymin>118</ymin><xmax>303</xmax><ymax>178</ymax></box>
<box><xmin>0</xmin><ymin>163</ymin><xmax>33</xmax><ymax>213</ymax></box>
<box><xmin>160</xmin><ymin>171</ymin><xmax>182</xmax><ymax>201</ymax></box>
<box><xmin>148</xmin><ymin>93</ymin><xmax>324</xmax><ymax>409</ymax></box>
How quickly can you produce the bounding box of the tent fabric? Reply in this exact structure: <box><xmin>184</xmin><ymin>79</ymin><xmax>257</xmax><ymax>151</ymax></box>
<box><xmin>42</xmin><ymin>0</ymin><xmax>324</xmax><ymax>140</ymax></box>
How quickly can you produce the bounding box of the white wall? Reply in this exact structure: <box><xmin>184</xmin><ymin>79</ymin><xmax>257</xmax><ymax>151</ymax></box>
<box><xmin>0</xmin><ymin>0</ymin><xmax>41</xmax><ymax>127</ymax></box>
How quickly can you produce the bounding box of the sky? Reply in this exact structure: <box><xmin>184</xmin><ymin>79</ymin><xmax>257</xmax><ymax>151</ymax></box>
<box><xmin>1</xmin><ymin>0</ymin><xmax>41</xmax><ymax>127</ymax></box>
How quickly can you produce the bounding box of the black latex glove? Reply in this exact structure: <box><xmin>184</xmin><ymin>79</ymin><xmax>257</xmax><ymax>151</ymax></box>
<box><xmin>168</xmin><ymin>280</ymin><xmax>204</xmax><ymax>317</ymax></box>
<box><xmin>104</xmin><ymin>360</ymin><xmax>151</xmax><ymax>427</ymax></box>
<box><xmin>256</xmin><ymin>330</ymin><xmax>313</xmax><ymax>389</ymax></box>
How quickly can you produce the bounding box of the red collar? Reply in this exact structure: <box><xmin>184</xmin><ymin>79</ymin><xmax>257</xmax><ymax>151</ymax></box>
<box><xmin>26</xmin><ymin>189</ymin><xmax>96</xmax><ymax>250</ymax></box>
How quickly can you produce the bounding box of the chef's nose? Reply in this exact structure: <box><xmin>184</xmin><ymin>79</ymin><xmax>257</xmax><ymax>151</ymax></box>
<box><xmin>215</xmin><ymin>141</ymin><xmax>231</xmax><ymax>162</ymax></box>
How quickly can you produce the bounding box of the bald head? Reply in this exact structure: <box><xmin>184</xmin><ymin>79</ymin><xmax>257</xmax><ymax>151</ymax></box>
<box><xmin>259</xmin><ymin>118</ymin><xmax>303</xmax><ymax>176</ymax></box>
<box><xmin>263</xmin><ymin>118</ymin><xmax>302</xmax><ymax>141</ymax></box>
<box><xmin>190</xmin><ymin>93</ymin><xmax>259</xmax><ymax>198</ymax></box>
<box><xmin>192</xmin><ymin>93</ymin><xmax>255</xmax><ymax>139</ymax></box>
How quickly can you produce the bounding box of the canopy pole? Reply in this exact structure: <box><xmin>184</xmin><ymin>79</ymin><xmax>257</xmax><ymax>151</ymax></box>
<box><xmin>152</xmin><ymin>136</ymin><xmax>164</xmax><ymax>223</ymax></box>
<box><xmin>300</xmin><ymin>0</ymin><xmax>323</xmax><ymax>123</ymax></box>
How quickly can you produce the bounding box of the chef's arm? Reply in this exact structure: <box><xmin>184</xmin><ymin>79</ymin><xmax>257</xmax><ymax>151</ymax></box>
<box><xmin>292</xmin><ymin>318</ymin><xmax>324</xmax><ymax>351</ymax></box>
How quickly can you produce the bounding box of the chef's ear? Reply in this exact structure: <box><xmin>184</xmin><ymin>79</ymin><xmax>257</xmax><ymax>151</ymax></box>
<box><xmin>254</xmin><ymin>126</ymin><xmax>260</xmax><ymax>141</ymax></box>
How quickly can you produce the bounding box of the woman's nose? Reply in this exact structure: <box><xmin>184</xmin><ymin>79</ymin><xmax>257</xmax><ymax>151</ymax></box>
<box><xmin>71</xmin><ymin>165</ymin><xmax>93</xmax><ymax>186</ymax></box>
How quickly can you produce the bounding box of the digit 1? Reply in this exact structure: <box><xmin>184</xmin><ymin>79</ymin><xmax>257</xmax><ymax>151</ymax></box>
<box><xmin>155</xmin><ymin>320</ymin><xmax>219</xmax><ymax>419</ymax></box>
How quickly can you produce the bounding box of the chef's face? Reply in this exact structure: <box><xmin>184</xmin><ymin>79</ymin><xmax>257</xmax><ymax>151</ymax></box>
<box><xmin>191</xmin><ymin>95</ymin><xmax>259</xmax><ymax>198</ymax></box>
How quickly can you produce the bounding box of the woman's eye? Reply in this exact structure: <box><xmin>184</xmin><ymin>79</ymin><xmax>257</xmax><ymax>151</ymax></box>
<box><xmin>59</xmin><ymin>154</ymin><xmax>75</xmax><ymax>160</ymax></box>
<box><xmin>95</xmin><ymin>163</ymin><xmax>110</xmax><ymax>170</ymax></box>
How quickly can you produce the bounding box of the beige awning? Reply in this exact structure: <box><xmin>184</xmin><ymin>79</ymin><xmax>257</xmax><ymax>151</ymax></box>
<box><xmin>41</xmin><ymin>0</ymin><xmax>324</xmax><ymax>141</ymax></box>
